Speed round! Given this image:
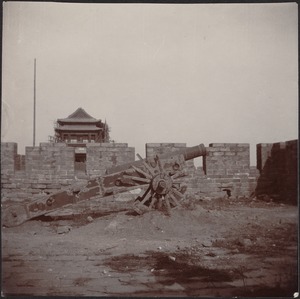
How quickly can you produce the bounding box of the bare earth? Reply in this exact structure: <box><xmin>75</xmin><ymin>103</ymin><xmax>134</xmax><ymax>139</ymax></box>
<box><xmin>2</xmin><ymin>197</ymin><xmax>298</xmax><ymax>297</ymax></box>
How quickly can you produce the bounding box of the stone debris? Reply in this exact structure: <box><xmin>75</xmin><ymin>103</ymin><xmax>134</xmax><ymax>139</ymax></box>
<box><xmin>57</xmin><ymin>226</ymin><xmax>72</xmax><ymax>234</ymax></box>
<box><xmin>87</xmin><ymin>216</ymin><xmax>94</xmax><ymax>222</ymax></box>
<box><xmin>243</xmin><ymin>238</ymin><xmax>253</xmax><ymax>247</ymax></box>
<box><xmin>168</xmin><ymin>255</ymin><xmax>176</xmax><ymax>261</ymax></box>
<box><xmin>105</xmin><ymin>220</ymin><xmax>118</xmax><ymax>231</ymax></box>
<box><xmin>202</xmin><ymin>240</ymin><xmax>213</xmax><ymax>247</ymax></box>
<box><xmin>164</xmin><ymin>282</ymin><xmax>185</xmax><ymax>291</ymax></box>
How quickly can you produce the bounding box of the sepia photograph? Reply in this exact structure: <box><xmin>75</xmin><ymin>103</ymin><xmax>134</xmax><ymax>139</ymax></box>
<box><xmin>1</xmin><ymin>1</ymin><xmax>298</xmax><ymax>297</ymax></box>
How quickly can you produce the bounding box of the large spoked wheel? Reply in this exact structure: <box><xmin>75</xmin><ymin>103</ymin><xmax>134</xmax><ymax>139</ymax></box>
<box><xmin>127</xmin><ymin>156</ymin><xmax>187</xmax><ymax>215</ymax></box>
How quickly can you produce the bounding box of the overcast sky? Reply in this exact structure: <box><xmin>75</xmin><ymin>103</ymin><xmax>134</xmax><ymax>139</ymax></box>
<box><xmin>2</xmin><ymin>2</ymin><xmax>298</xmax><ymax>165</ymax></box>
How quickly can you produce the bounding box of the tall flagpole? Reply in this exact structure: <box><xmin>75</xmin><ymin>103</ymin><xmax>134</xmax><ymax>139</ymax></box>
<box><xmin>33</xmin><ymin>58</ymin><xmax>36</xmax><ymax>147</ymax></box>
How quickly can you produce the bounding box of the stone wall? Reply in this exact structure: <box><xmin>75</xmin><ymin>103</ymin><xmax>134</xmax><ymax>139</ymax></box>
<box><xmin>190</xmin><ymin>143</ymin><xmax>257</xmax><ymax>198</ymax></box>
<box><xmin>1</xmin><ymin>142</ymin><xmax>134</xmax><ymax>203</ymax></box>
<box><xmin>1</xmin><ymin>140</ymin><xmax>297</xmax><ymax>204</ymax></box>
<box><xmin>190</xmin><ymin>143</ymin><xmax>256</xmax><ymax>198</ymax></box>
<box><xmin>145</xmin><ymin>143</ymin><xmax>195</xmax><ymax>172</ymax></box>
<box><xmin>203</xmin><ymin>143</ymin><xmax>250</xmax><ymax>176</ymax></box>
<box><xmin>15</xmin><ymin>155</ymin><xmax>25</xmax><ymax>171</ymax></box>
<box><xmin>256</xmin><ymin>140</ymin><xmax>298</xmax><ymax>203</ymax></box>
<box><xmin>146</xmin><ymin>142</ymin><xmax>258</xmax><ymax>199</ymax></box>
<box><xmin>146</xmin><ymin>143</ymin><xmax>187</xmax><ymax>157</ymax></box>
<box><xmin>25</xmin><ymin>143</ymin><xmax>75</xmax><ymax>179</ymax></box>
<box><xmin>1</xmin><ymin>143</ymin><xmax>18</xmax><ymax>175</ymax></box>
<box><xmin>86</xmin><ymin>143</ymin><xmax>135</xmax><ymax>177</ymax></box>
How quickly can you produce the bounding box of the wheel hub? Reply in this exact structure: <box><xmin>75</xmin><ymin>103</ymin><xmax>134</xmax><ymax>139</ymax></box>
<box><xmin>151</xmin><ymin>174</ymin><xmax>173</xmax><ymax>195</ymax></box>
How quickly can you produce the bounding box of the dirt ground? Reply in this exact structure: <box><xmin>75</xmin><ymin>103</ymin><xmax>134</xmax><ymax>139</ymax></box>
<box><xmin>1</xmin><ymin>196</ymin><xmax>298</xmax><ymax>297</ymax></box>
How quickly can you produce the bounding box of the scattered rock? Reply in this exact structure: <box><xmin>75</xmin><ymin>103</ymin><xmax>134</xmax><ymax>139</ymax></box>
<box><xmin>203</xmin><ymin>197</ymin><xmax>212</xmax><ymax>201</ymax></box>
<box><xmin>87</xmin><ymin>216</ymin><xmax>94</xmax><ymax>222</ymax></box>
<box><xmin>105</xmin><ymin>220</ymin><xmax>118</xmax><ymax>231</ymax></box>
<box><xmin>168</xmin><ymin>255</ymin><xmax>176</xmax><ymax>261</ymax></box>
<box><xmin>202</xmin><ymin>240</ymin><xmax>213</xmax><ymax>247</ymax></box>
<box><xmin>164</xmin><ymin>282</ymin><xmax>185</xmax><ymax>291</ymax></box>
<box><xmin>205</xmin><ymin>251</ymin><xmax>216</xmax><ymax>257</ymax></box>
<box><xmin>243</xmin><ymin>238</ymin><xmax>252</xmax><ymax>247</ymax></box>
<box><xmin>57</xmin><ymin>226</ymin><xmax>71</xmax><ymax>234</ymax></box>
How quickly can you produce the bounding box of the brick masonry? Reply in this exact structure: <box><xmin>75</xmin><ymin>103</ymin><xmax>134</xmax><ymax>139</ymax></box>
<box><xmin>203</xmin><ymin>143</ymin><xmax>250</xmax><ymax>176</ymax></box>
<box><xmin>1</xmin><ymin>142</ymin><xmax>135</xmax><ymax>203</ymax></box>
<box><xmin>86</xmin><ymin>143</ymin><xmax>135</xmax><ymax>177</ymax></box>
<box><xmin>1</xmin><ymin>143</ymin><xmax>18</xmax><ymax>175</ymax></box>
<box><xmin>25</xmin><ymin>143</ymin><xmax>75</xmax><ymax>179</ymax></box>
<box><xmin>1</xmin><ymin>140</ymin><xmax>298</xmax><ymax>204</ymax></box>
<box><xmin>145</xmin><ymin>143</ymin><xmax>195</xmax><ymax>172</ymax></box>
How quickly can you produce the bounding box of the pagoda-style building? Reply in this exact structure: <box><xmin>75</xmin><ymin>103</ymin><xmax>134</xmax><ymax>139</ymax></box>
<box><xmin>54</xmin><ymin>107</ymin><xmax>109</xmax><ymax>155</ymax></box>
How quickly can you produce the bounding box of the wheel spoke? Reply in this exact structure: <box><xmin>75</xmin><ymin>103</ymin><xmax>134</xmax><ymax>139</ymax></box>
<box><xmin>172</xmin><ymin>171</ymin><xmax>186</xmax><ymax>179</ymax></box>
<box><xmin>169</xmin><ymin>192</ymin><xmax>181</xmax><ymax>206</ymax></box>
<box><xmin>142</xmin><ymin>161</ymin><xmax>156</xmax><ymax>176</ymax></box>
<box><xmin>136</xmin><ymin>153</ymin><xmax>143</xmax><ymax>161</ymax></box>
<box><xmin>171</xmin><ymin>187</ymin><xmax>185</xmax><ymax>199</ymax></box>
<box><xmin>140</xmin><ymin>189</ymin><xmax>152</xmax><ymax>205</ymax></box>
<box><xmin>131</xmin><ymin>165</ymin><xmax>153</xmax><ymax>179</ymax></box>
<box><xmin>148</xmin><ymin>196</ymin><xmax>157</xmax><ymax>209</ymax></box>
<box><xmin>164</xmin><ymin>195</ymin><xmax>171</xmax><ymax>214</ymax></box>
<box><xmin>156</xmin><ymin>155</ymin><xmax>164</xmax><ymax>174</ymax></box>
<box><xmin>157</xmin><ymin>196</ymin><xmax>163</xmax><ymax>210</ymax></box>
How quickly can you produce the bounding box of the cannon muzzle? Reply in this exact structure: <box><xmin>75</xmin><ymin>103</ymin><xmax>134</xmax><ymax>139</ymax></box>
<box><xmin>179</xmin><ymin>144</ymin><xmax>206</xmax><ymax>161</ymax></box>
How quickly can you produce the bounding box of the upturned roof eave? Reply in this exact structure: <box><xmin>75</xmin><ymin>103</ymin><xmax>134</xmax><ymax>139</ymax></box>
<box><xmin>57</xmin><ymin>118</ymin><xmax>102</xmax><ymax>123</ymax></box>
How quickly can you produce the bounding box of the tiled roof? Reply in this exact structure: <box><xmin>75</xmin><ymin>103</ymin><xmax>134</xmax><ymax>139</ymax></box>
<box><xmin>55</xmin><ymin>125</ymin><xmax>102</xmax><ymax>132</ymax></box>
<box><xmin>57</xmin><ymin>108</ymin><xmax>101</xmax><ymax>123</ymax></box>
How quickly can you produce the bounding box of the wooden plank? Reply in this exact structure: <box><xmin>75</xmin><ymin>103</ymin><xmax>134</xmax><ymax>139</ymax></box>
<box><xmin>123</xmin><ymin>175</ymin><xmax>151</xmax><ymax>184</ymax></box>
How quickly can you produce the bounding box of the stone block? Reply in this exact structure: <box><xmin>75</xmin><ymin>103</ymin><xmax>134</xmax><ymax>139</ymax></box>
<box><xmin>224</xmin><ymin>152</ymin><xmax>236</xmax><ymax>156</ymax></box>
<box><xmin>1</xmin><ymin>183</ymin><xmax>17</xmax><ymax>189</ymax></box>
<box><xmin>31</xmin><ymin>184</ymin><xmax>47</xmax><ymax>189</ymax></box>
<box><xmin>212</xmin><ymin>152</ymin><xmax>225</xmax><ymax>156</ymax></box>
<box><xmin>209</xmin><ymin>143</ymin><xmax>225</xmax><ymax>147</ymax></box>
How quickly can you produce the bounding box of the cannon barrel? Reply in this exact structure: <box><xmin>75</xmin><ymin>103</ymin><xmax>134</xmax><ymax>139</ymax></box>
<box><xmin>106</xmin><ymin>144</ymin><xmax>206</xmax><ymax>174</ymax></box>
<box><xmin>160</xmin><ymin>144</ymin><xmax>206</xmax><ymax>161</ymax></box>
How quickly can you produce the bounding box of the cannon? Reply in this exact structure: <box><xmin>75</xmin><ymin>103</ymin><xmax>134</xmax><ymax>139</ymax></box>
<box><xmin>2</xmin><ymin>144</ymin><xmax>206</xmax><ymax>227</ymax></box>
